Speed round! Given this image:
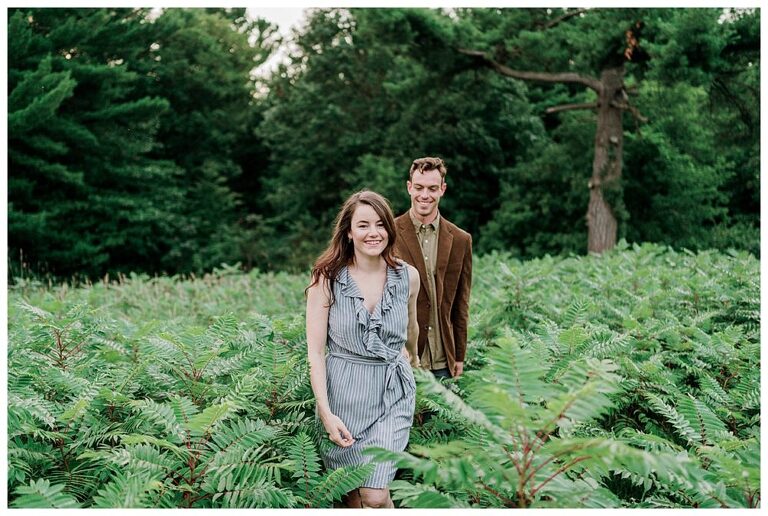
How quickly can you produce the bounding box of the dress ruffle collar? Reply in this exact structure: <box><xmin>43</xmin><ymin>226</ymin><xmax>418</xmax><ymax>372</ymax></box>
<box><xmin>336</xmin><ymin>264</ymin><xmax>403</xmax><ymax>360</ymax></box>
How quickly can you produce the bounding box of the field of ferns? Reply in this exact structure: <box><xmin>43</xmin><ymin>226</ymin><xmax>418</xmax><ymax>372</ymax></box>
<box><xmin>7</xmin><ymin>242</ymin><xmax>760</xmax><ymax>508</ymax></box>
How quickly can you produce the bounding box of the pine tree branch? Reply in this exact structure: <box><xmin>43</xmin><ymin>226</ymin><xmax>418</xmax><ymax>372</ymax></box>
<box><xmin>545</xmin><ymin>102</ymin><xmax>598</xmax><ymax>114</ymax></box>
<box><xmin>610</xmin><ymin>99</ymin><xmax>648</xmax><ymax>123</ymax></box>
<box><xmin>457</xmin><ymin>48</ymin><xmax>602</xmax><ymax>92</ymax></box>
<box><xmin>539</xmin><ymin>8</ymin><xmax>589</xmax><ymax>30</ymax></box>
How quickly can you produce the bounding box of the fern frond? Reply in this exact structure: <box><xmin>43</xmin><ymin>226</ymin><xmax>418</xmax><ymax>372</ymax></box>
<box><xmin>643</xmin><ymin>392</ymin><xmax>701</xmax><ymax>444</ymax></box>
<box><xmin>284</xmin><ymin>431</ymin><xmax>322</xmax><ymax>501</ymax></box>
<box><xmin>309</xmin><ymin>463</ymin><xmax>377</xmax><ymax>506</ymax></box>
<box><xmin>120</xmin><ymin>434</ymin><xmax>189</xmax><ymax>461</ymax></box>
<box><xmin>114</xmin><ymin>444</ymin><xmax>179</xmax><ymax>477</ymax></box>
<box><xmin>186</xmin><ymin>401</ymin><xmax>238</xmax><ymax>436</ymax></box>
<box><xmin>485</xmin><ymin>330</ymin><xmax>550</xmax><ymax>404</ymax></box>
<box><xmin>208</xmin><ymin>417</ymin><xmax>278</xmax><ymax>452</ymax></box>
<box><xmin>202</xmin><ymin>445</ymin><xmax>279</xmax><ymax>501</ymax></box>
<box><xmin>543</xmin><ymin>359</ymin><xmax>621</xmax><ymax>426</ymax></box>
<box><xmin>731</xmin><ymin>383</ymin><xmax>759</xmax><ymax>411</ymax></box>
<box><xmin>676</xmin><ymin>395</ymin><xmax>732</xmax><ymax>445</ymax></box>
<box><xmin>389</xmin><ymin>479</ymin><xmax>469</xmax><ymax>508</ymax></box>
<box><xmin>560</xmin><ymin>298</ymin><xmax>592</xmax><ymax>327</ymax></box>
<box><xmin>8</xmin><ymin>393</ymin><xmax>57</xmax><ymax>429</ymax></box>
<box><xmin>12</xmin><ymin>479</ymin><xmax>82</xmax><ymax>508</ymax></box>
<box><xmin>585</xmin><ymin>329</ymin><xmax>631</xmax><ymax>360</ymax></box>
<box><xmin>616</xmin><ymin>428</ymin><xmax>684</xmax><ymax>453</ymax></box>
<box><xmin>91</xmin><ymin>470</ymin><xmax>165</xmax><ymax>508</ymax></box>
<box><xmin>212</xmin><ymin>468</ymin><xmax>296</xmax><ymax>508</ymax></box>
<box><xmin>696</xmin><ymin>372</ymin><xmax>733</xmax><ymax>408</ymax></box>
<box><xmin>130</xmin><ymin>399</ymin><xmax>184</xmax><ymax>441</ymax></box>
<box><xmin>533</xmin><ymin>474</ymin><xmax>621</xmax><ymax>508</ymax></box>
<box><xmin>208</xmin><ymin>312</ymin><xmax>239</xmax><ymax>342</ymax></box>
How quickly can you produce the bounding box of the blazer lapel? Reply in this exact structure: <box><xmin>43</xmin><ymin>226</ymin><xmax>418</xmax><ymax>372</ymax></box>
<box><xmin>397</xmin><ymin>216</ymin><xmax>429</xmax><ymax>295</ymax></box>
<box><xmin>435</xmin><ymin>220</ymin><xmax>453</xmax><ymax>304</ymax></box>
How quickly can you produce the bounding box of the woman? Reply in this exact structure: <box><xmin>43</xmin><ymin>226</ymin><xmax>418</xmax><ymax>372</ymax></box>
<box><xmin>306</xmin><ymin>190</ymin><xmax>420</xmax><ymax>508</ymax></box>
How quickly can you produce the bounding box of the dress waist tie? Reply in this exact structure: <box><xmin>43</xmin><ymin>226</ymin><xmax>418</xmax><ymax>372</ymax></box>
<box><xmin>328</xmin><ymin>351</ymin><xmax>416</xmax><ymax>412</ymax></box>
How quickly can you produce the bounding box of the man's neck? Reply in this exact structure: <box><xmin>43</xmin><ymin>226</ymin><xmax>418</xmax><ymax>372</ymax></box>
<box><xmin>410</xmin><ymin>208</ymin><xmax>439</xmax><ymax>226</ymax></box>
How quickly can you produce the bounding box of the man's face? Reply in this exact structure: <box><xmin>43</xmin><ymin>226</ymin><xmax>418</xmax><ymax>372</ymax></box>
<box><xmin>407</xmin><ymin>168</ymin><xmax>446</xmax><ymax>221</ymax></box>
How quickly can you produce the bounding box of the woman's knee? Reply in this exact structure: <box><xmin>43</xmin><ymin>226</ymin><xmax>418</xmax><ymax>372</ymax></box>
<box><xmin>360</xmin><ymin>488</ymin><xmax>390</xmax><ymax>508</ymax></box>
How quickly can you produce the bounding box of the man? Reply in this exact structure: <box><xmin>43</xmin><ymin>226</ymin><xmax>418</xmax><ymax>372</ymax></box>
<box><xmin>393</xmin><ymin>157</ymin><xmax>472</xmax><ymax>378</ymax></box>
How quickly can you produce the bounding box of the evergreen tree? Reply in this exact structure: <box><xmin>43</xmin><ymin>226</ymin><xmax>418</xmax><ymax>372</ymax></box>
<box><xmin>8</xmin><ymin>8</ymin><xmax>280</xmax><ymax>278</ymax></box>
<box><xmin>258</xmin><ymin>8</ymin><xmax>542</xmax><ymax>270</ymax></box>
<box><xmin>135</xmin><ymin>8</ymin><xmax>280</xmax><ymax>273</ymax></box>
<box><xmin>8</xmin><ymin>8</ymin><xmax>180</xmax><ymax>278</ymax></box>
<box><xmin>451</xmin><ymin>8</ymin><xmax>758</xmax><ymax>256</ymax></box>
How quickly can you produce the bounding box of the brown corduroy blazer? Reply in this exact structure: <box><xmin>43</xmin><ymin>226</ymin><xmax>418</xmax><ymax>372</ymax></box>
<box><xmin>393</xmin><ymin>213</ymin><xmax>473</xmax><ymax>376</ymax></box>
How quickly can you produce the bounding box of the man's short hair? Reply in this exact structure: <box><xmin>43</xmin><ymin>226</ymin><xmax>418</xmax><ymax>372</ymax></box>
<box><xmin>409</xmin><ymin>157</ymin><xmax>447</xmax><ymax>181</ymax></box>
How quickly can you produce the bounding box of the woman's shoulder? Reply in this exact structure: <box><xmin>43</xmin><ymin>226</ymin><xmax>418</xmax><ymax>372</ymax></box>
<box><xmin>307</xmin><ymin>269</ymin><xmax>336</xmax><ymax>298</ymax></box>
<box><xmin>394</xmin><ymin>259</ymin><xmax>419</xmax><ymax>286</ymax></box>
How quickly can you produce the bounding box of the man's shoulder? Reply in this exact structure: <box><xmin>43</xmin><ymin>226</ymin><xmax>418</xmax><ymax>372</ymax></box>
<box><xmin>441</xmin><ymin>217</ymin><xmax>472</xmax><ymax>242</ymax></box>
<box><xmin>394</xmin><ymin>213</ymin><xmax>413</xmax><ymax>231</ymax></box>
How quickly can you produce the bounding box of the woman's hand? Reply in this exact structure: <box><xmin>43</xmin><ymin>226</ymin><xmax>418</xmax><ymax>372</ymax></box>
<box><xmin>321</xmin><ymin>413</ymin><xmax>355</xmax><ymax>447</ymax></box>
<box><xmin>402</xmin><ymin>347</ymin><xmax>420</xmax><ymax>368</ymax></box>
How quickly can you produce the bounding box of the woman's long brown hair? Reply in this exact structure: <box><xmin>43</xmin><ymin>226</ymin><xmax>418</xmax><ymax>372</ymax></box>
<box><xmin>306</xmin><ymin>190</ymin><xmax>399</xmax><ymax>304</ymax></box>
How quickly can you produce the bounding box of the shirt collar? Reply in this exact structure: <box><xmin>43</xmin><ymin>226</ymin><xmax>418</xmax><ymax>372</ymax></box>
<box><xmin>409</xmin><ymin>208</ymin><xmax>440</xmax><ymax>232</ymax></box>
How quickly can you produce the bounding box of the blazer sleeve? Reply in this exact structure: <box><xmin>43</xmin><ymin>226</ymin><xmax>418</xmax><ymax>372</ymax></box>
<box><xmin>451</xmin><ymin>232</ymin><xmax>473</xmax><ymax>362</ymax></box>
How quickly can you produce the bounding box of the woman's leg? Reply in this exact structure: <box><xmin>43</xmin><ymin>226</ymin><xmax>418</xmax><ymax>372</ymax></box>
<box><xmin>343</xmin><ymin>488</ymin><xmax>363</xmax><ymax>508</ymax></box>
<box><xmin>359</xmin><ymin>487</ymin><xmax>393</xmax><ymax>508</ymax></box>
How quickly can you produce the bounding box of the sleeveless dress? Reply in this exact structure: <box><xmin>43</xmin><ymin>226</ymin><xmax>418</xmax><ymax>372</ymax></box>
<box><xmin>321</xmin><ymin>263</ymin><xmax>416</xmax><ymax>488</ymax></box>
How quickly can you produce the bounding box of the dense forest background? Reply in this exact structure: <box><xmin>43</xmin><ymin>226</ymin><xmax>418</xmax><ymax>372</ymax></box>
<box><xmin>7</xmin><ymin>7</ymin><xmax>760</xmax><ymax>280</ymax></box>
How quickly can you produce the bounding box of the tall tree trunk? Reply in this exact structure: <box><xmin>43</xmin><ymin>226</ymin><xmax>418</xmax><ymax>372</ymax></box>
<box><xmin>587</xmin><ymin>66</ymin><xmax>625</xmax><ymax>253</ymax></box>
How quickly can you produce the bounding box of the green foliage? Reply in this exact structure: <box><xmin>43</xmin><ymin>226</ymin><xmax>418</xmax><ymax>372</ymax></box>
<box><xmin>12</xmin><ymin>479</ymin><xmax>82</xmax><ymax>508</ymax></box>
<box><xmin>8</xmin><ymin>7</ymin><xmax>280</xmax><ymax>278</ymax></box>
<box><xmin>466</xmin><ymin>8</ymin><xmax>758</xmax><ymax>258</ymax></box>
<box><xmin>8</xmin><ymin>8</ymin><xmax>182</xmax><ymax>278</ymax></box>
<box><xmin>8</xmin><ymin>8</ymin><xmax>759</xmax><ymax>278</ymax></box>
<box><xmin>7</xmin><ymin>270</ymin><xmax>363</xmax><ymax>508</ymax></box>
<box><xmin>257</xmin><ymin>7</ymin><xmax>544</xmax><ymax>269</ymax></box>
<box><xmin>378</xmin><ymin>243</ymin><xmax>759</xmax><ymax>508</ymax></box>
<box><xmin>8</xmin><ymin>244</ymin><xmax>758</xmax><ymax>507</ymax></box>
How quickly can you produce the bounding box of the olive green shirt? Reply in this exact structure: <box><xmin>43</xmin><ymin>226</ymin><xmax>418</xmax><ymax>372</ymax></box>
<box><xmin>409</xmin><ymin>209</ymin><xmax>446</xmax><ymax>370</ymax></box>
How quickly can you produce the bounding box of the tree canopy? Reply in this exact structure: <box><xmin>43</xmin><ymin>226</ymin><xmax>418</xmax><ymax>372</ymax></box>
<box><xmin>7</xmin><ymin>7</ymin><xmax>759</xmax><ymax>279</ymax></box>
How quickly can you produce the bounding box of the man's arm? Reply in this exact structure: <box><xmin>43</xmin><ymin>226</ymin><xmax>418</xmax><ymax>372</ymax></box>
<box><xmin>452</xmin><ymin>234</ymin><xmax>473</xmax><ymax>375</ymax></box>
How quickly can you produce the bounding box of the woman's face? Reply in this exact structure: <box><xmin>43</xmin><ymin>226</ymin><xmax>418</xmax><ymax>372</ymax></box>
<box><xmin>348</xmin><ymin>204</ymin><xmax>389</xmax><ymax>258</ymax></box>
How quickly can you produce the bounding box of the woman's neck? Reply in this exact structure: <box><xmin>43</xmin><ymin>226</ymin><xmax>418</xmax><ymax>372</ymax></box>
<box><xmin>351</xmin><ymin>253</ymin><xmax>385</xmax><ymax>273</ymax></box>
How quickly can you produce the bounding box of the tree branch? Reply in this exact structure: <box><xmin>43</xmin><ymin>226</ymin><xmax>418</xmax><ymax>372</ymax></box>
<box><xmin>540</xmin><ymin>8</ymin><xmax>589</xmax><ymax>30</ymax></box>
<box><xmin>610</xmin><ymin>100</ymin><xmax>648</xmax><ymax>123</ymax></box>
<box><xmin>458</xmin><ymin>48</ymin><xmax>602</xmax><ymax>92</ymax></box>
<box><xmin>546</xmin><ymin>102</ymin><xmax>598</xmax><ymax>114</ymax></box>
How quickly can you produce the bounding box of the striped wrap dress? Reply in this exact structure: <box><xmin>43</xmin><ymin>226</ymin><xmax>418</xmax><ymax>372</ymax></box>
<box><xmin>322</xmin><ymin>263</ymin><xmax>416</xmax><ymax>488</ymax></box>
